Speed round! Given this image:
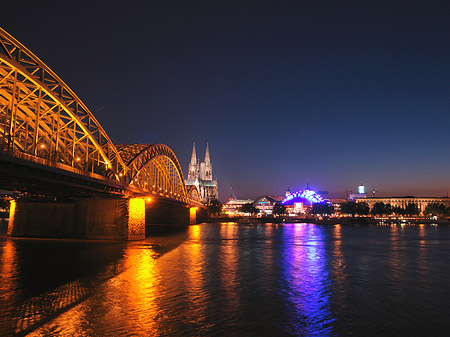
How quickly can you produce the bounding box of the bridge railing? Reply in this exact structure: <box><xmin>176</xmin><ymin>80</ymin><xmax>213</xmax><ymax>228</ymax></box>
<box><xmin>3</xmin><ymin>148</ymin><xmax>120</xmax><ymax>185</ymax></box>
<box><xmin>1</xmin><ymin>147</ymin><xmax>202</xmax><ymax>205</ymax></box>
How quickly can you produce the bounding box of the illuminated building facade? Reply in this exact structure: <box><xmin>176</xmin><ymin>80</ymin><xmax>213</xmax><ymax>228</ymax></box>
<box><xmin>185</xmin><ymin>143</ymin><xmax>219</xmax><ymax>204</ymax></box>
<box><xmin>281</xmin><ymin>189</ymin><xmax>327</xmax><ymax>215</ymax></box>
<box><xmin>356</xmin><ymin>197</ymin><xmax>450</xmax><ymax>214</ymax></box>
<box><xmin>253</xmin><ymin>196</ymin><xmax>284</xmax><ymax>215</ymax></box>
<box><xmin>223</xmin><ymin>198</ymin><xmax>254</xmax><ymax>216</ymax></box>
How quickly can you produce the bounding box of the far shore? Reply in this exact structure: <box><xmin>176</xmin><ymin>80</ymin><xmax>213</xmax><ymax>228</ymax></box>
<box><xmin>209</xmin><ymin>216</ymin><xmax>450</xmax><ymax>225</ymax></box>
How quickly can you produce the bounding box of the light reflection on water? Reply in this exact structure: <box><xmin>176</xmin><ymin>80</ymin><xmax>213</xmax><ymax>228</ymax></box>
<box><xmin>2</xmin><ymin>223</ymin><xmax>450</xmax><ymax>336</ymax></box>
<box><xmin>280</xmin><ymin>224</ymin><xmax>333</xmax><ymax>336</ymax></box>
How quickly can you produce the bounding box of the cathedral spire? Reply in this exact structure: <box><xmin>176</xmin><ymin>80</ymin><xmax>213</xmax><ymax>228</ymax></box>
<box><xmin>190</xmin><ymin>142</ymin><xmax>197</xmax><ymax>166</ymax></box>
<box><xmin>205</xmin><ymin>142</ymin><xmax>211</xmax><ymax>164</ymax></box>
<box><xmin>187</xmin><ymin>142</ymin><xmax>199</xmax><ymax>181</ymax></box>
<box><xmin>185</xmin><ymin>142</ymin><xmax>218</xmax><ymax>202</ymax></box>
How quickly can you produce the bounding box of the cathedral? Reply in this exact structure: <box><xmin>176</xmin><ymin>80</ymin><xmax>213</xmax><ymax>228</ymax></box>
<box><xmin>185</xmin><ymin>143</ymin><xmax>219</xmax><ymax>204</ymax></box>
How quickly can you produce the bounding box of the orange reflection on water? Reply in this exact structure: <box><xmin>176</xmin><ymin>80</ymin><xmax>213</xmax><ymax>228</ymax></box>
<box><xmin>45</xmin><ymin>245</ymin><xmax>162</xmax><ymax>336</ymax></box>
<box><xmin>331</xmin><ymin>225</ymin><xmax>347</xmax><ymax>286</ymax></box>
<box><xmin>419</xmin><ymin>224</ymin><xmax>426</xmax><ymax>248</ymax></box>
<box><xmin>389</xmin><ymin>225</ymin><xmax>401</xmax><ymax>278</ymax></box>
<box><xmin>0</xmin><ymin>240</ymin><xmax>17</xmax><ymax>306</ymax></box>
<box><xmin>123</xmin><ymin>247</ymin><xmax>161</xmax><ymax>333</ymax></box>
<box><xmin>185</xmin><ymin>225</ymin><xmax>208</xmax><ymax>326</ymax></box>
<box><xmin>263</xmin><ymin>224</ymin><xmax>275</xmax><ymax>276</ymax></box>
<box><xmin>219</xmin><ymin>223</ymin><xmax>239</xmax><ymax>311</ymax></box>
<box><xmin>417</xmin><ymin>224</ymin><xmax>428</xmax><ymax>281</ymax></box>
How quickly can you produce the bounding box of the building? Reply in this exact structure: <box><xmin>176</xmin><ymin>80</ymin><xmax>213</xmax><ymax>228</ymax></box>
<box><xmin>185</xmin><ymin>143</ymin><xmax>219</xmax><ymax>204</ymax></box>
<box><xmin>253</xmin><ymin>195</ymin><xmax>284</xmax><ymax>215</ymax></box>
<box><xmin>348</xmin><ymin>183</ymin><xmax>367</xmax><ymax>201</ymax></box>
<box><xmin>281</xmin><ymin>188</ymin><xmax>327</xmax><ymax>215</ymax></box>
<box><xmin>223</xmin><ymin>198</ymin><xmax>255</xmax><ymax>216</ymax></box>
<box><xmin>356</xmin><ymin>196</ymin><xmax>450</xmax><ymax>214</ymax></box>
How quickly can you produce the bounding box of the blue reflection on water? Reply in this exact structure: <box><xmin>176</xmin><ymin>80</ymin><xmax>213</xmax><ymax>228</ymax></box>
<box><xmin>280</xmin><ymin>223</ymin><xmax>334</xmax><ymax>336</ymax></box>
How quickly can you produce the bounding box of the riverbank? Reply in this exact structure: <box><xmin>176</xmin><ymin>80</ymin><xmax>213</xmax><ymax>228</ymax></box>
<box><xmin>209</xmin><ymin>216</ymin><xmax>450</xmax><ymax>225</ymax></box>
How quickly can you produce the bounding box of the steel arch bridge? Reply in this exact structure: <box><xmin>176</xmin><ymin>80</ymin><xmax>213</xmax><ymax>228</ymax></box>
<box><xmin>0</xmin><ymin>27</ymin><xmax>200</xmax><ymax>205</ymax></box>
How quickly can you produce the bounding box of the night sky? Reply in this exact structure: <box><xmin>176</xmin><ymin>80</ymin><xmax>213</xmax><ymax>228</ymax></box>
<box><xmin>3</xmin><ymin>0</ymin><xmax>450</xmax><ymax>201</ymax></box>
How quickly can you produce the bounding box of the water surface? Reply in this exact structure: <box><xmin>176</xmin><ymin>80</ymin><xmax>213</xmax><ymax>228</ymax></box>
<box><xmin>1</xmin><ymin>223</ymin><xmax>450</xmax><ymax>336</ymax></box>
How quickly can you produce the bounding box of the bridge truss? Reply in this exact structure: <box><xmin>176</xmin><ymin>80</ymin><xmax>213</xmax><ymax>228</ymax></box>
<box><xmin>0</xmin><ymin>28</ymin><xmax>200</xmax><ymax>205</ymax></box>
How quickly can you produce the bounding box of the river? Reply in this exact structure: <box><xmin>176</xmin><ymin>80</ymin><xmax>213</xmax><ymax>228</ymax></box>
<box><xmin>1</xmin><ymin>222</ymin><xmax>450</xmax><ymax>336</ymax></box>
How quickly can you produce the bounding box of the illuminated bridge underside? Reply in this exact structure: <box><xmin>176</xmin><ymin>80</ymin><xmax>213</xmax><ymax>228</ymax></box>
<box><xmin>0</xmin><ymin>28</ymin><xmax>201</xmax><ymax>205</ymax></box>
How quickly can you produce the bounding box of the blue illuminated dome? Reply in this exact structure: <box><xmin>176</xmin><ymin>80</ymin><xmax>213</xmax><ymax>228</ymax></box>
<box><xmin>281</xmin><ymin>189</ymin><xmax>326</xmax><ymax>205</ymax></box>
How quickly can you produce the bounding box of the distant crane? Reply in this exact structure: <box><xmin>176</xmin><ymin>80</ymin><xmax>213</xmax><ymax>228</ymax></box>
<box><xmin>229</xmin><ymin>185</ymin><xmax>241</xmax><ymax>200</ymax></box>
<box><xmin>372</xmin><ymin>187</ymin><xmax>378</xmax><ymax>197</ymax></box>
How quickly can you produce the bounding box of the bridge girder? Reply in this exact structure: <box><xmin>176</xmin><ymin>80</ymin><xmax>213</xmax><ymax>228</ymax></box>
<box><xmin>0</xmin><ymin>28</ymin><xmax>201</xmax><ymax>206</ymax></box>
<box><xmin>116</xmin><ymin>144</ymin><xmax>202</xmax><ymax>204</ymax></box>
<box><xmin>187</xmin><ymin>185</ymin><xmax>201</xmax><ymax>204</ymax></box>
<box><xmin>0</xmin><ymin>27</ymin><xmax>128</xmax><ymax>182</ymax></box>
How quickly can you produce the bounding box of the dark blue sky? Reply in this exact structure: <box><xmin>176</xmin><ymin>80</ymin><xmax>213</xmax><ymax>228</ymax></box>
<box><xmin>3</xmin><ymin>0</ymin><xmax>450</xmax><ymax>200</ymax></box>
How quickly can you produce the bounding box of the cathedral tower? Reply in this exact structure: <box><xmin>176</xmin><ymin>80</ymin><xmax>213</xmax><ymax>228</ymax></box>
<box><xmin>187</xmin><ymin>142</ymin><xmax>199</xmax><ymax>181</ymax></box>
<box><xmin>204</xmin><ymin>143</ymin><xmax>212</xmax><ymax>181</ymax></box>
<box><xmin>185</xmin><ymin>142</ymin><xmax>219</xmax><ymax>203</ymax></box>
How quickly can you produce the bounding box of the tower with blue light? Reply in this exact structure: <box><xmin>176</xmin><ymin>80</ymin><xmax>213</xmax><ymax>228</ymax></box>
<box><xmin>349</xmin><ymin>182</ymin><xmax>367</xmax><ymax>201</ymax></box>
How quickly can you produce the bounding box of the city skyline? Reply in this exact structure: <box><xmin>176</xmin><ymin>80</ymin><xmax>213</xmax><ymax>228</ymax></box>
<box><xmin>3</xmin><ymin>1</ymin><xmax>450</xmax><ymax>201</ymax></box>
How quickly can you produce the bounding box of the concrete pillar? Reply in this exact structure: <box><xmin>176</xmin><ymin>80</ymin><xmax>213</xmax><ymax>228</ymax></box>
<box><xmin>7</xmin><ymin>200</ymin><xmax>16</xmax><ymax>236</ymax></box>
<box><xmin>7</xmin><ymin>197</ymin><xmax>145</xmax><ymax>241</ymax></box>
<box><xmin>189</xmin><ymin>207</ymin><xmax>197</xmax><ymax>225</ymax></box>
<box><xmin>127</xmin><ymin>198</ymin><xmax>146</xmax><ymax>240</ymax></box>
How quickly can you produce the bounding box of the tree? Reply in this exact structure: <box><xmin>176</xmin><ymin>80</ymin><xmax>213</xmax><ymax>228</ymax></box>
<box><xmin>356</xmin><ymin>202</ymin><xmax>370</xmax><ymax>215</ymax></box>
<box><xmin>384</xmin><ymin>203</ymin><xmax>393</xmax><ymax>215</ymax></box>
<box><xmin>240</xmin><ymin>202</ymin><xmax>259</xmax><ymax>215</ymax></box>
<box><xmin>424</xmin><ymin>203</ymin><xmax>447</xmax><ymax>217</ymax></box>
<box><xmin>340</xmin><ymin>201</ymin><xmax>357</xmax><ymax>216</ymax></box>
<box><xmin>311</xmin><ymin>202</ymin><xmax>334</xmax><ymax>215</ymax></box>
<box><xmin>371</xmin><ymin>202</ymin><xmax>386</xmax><ymax>216</ymax></box>
<box><xmin>392</xmin><ymin>206</ymin><xmax>405</xmax><ymax>215</ymax></box>
<box><xmin>272</xmin><ymin>203</ymin><xmax>287</xmax><ymax>216</ymax></box>
<box><xmin>207</xmin><ymin>198</ymin><xmax>222</xmax><ymax>215</ymax></box>
<box><xmin>405</xmin><ymin>203</ymin><xmax>419</xmax><ymax>216</ymax></box>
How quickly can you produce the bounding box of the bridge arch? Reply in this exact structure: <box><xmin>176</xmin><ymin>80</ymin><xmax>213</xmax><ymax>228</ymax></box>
<box><xmin>0</xmin><ymin>28</ymin><xmax>201</xmax><ymax>206</ymax></box>
<box><xmin>186</xmin><ymin>185</ymin><xmax>201</xmax><ymax>204</ymax></box>
<box><xmin>116</xmin><ymin>144</ymin><xmax>187</xmax><ymax>202</ymax></box>
<box><xmin>0</xmin><ymin>27</ymin><xmax>128</xmax><ymax>181</ymax></box>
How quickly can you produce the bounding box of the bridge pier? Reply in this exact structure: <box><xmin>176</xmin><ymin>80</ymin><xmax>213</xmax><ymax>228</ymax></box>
<box><xmin>190</xmin><ymin>207</ymin><xmax>197</xmax><ymax>225</ymax></box>
<box><xmin>8</xmin><ymin>197</ymin><xmax>145</xmax><ymax>240</ymax></box>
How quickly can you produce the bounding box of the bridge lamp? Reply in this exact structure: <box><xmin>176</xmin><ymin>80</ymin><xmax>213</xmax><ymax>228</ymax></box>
<box><xmin>40</xmin><ymin>144</ymin><xmax>45</xmax><ymax>149</ymax></box>
<box><xmin>76</xmin><ymin>157</ymin><xmax>80</xmax><ymax>161</ymax></box>
<box><xmin>146</xmin><ymin>198</ymin><xmax>152</xmax><ymax>202</ymax></box>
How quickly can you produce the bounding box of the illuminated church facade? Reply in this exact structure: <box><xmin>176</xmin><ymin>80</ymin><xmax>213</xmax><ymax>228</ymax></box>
<box><xmin>185</xmin><ymin>143</ymin><xmax>219</xmax><ymax>204</ymax></box>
